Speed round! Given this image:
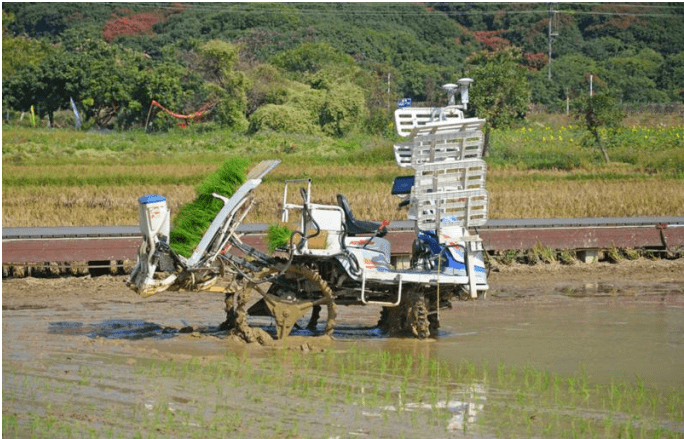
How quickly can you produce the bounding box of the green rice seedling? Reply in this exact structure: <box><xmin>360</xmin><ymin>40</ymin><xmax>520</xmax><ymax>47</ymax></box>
<box><xmin>633</xmin><ymin>375</ymin><xmax>646</xmax><ymax>406</ymax></box>
<box><xmin>567</xmin><ymin>375</ymin><xmax>577</xmax><ymax>396</ymax></box>
<box><xmin>558</xmin><ymin>249</ymin><xmax>577</xmax><ymax>265</ymax></box>
<box><xmin>605</xmin><ymin>245</ymin><xmax>623</xmax><ymax>263</ymax></box>
<box><xmin>169</xmin><ymin>157</ymin><xmax>250</xmax><ymax>257</ymax></box>
<box><xmin>417</xmin><ymin>354</ymin><xmax>428</xmax><ymax>376</ymax></box>
<box><xmin>521</xmin><ymin>364</ymin><xmax>534</xmax><ymax>390</ymax></box>
<box><xmin>609</xmin><ymin>379</ymin><xmax>624</xmax><ymax>412</ymax></box>
<box><xmin>480</xmin><ymin>359</ymin><xmax>490</xmax><ymax>385</ymax></box>
<box><xmin>622</xmin><ymin>247</ymin><xmax>641</xmax><ymax>260</ymax></box>
<box><xmin>532</xmin><ymin>242</ymin><xmax>556</xmax><ymax>264</ymax></box>
<box><xmin>669</xmin><ymin>392</ymin><xmax>683</xmax><ymax>420</ymax></box>
<box><xmin>497</xmin><ymin>360</ymin><xmax>506</xmax><ymax>384</ymax></box>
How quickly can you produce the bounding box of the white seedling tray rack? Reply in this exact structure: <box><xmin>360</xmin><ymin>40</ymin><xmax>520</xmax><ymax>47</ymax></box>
<box><xmin>394</xmin><ymin>128</ymin><xmax>485</xmax><ymax>168</ymax></box>
<box><xmin>412</xmin><ymin>159</ymin><xmax>487</xmax><ymax>195</ymax></box>
<box><xmin>413</xmin><ymin>188</ymin><xmax>489</xmax><ymax>230</ymax></box>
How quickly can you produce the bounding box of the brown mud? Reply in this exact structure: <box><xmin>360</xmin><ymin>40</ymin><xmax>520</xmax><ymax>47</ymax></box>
<box><xmin>3</xmin><ymin>258</ymin><xmax>684</xmax><ymax>437</ymax></box>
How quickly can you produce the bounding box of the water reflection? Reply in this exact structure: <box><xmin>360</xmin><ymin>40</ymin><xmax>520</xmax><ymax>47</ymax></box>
<box><xmin>49</xmin><ymin>320</ymin><xmax>180</xmax><ymax>340</ymax></box>
<box><xmin>432</xmin><ymin>301</ymin><xmax>684</xmax><ymax>390</ymax></box>
<box><xmin>357</xmin><ymin>383</ymin><xmax>488</xmax><ymax>434</ymax></box>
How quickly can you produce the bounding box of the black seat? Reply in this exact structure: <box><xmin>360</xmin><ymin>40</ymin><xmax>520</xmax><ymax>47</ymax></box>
<box><xmin>336</xmin><ymin>194</ymin><xmax>386</xmax><ymax>237</ymax></box>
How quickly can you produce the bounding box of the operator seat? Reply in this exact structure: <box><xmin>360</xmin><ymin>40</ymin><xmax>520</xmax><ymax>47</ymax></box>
<box><xmin>336</xmin><ymin>194</ymin><xmax>387</xmax><ymax>237</ymax></box>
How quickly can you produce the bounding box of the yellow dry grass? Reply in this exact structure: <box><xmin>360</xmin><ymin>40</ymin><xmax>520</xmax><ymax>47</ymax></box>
<box><xmin>2</xmin><ymin>185</ymin><xmax>196</xmax><ymax>227</ymax></box>
<box><xmin>488</xmin><ymin>179</ymin><xmax>684</xmax><ymax>218</ymax></box>
<box><xmin>3</xmin><ymin>163</ymin><xmax>683</xmax><ymax>227</ymax></box>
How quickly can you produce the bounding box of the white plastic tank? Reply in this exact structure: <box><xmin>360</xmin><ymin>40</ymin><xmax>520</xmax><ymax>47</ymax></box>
<box><xmin>138</xmin><ymin>194</ymin><xmax>170</xmax><ymax>242</ymax></box>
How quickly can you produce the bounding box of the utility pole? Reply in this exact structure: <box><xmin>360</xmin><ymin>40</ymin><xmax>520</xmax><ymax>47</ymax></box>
<box><xmin>548</xmin><ymin>3</ymin><xmax>559</xmax><ymax>80</ymax></box>
<box><xmin>387</xmin><ymin>73</ymin><xmax>391</xmax><ymax>111</ymax></box>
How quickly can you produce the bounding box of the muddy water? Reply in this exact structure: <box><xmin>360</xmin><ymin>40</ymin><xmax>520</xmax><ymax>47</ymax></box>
<box><xmin>5</xmin><ymin>272</ymin><xmax>682</xmax><ymax>392</ymax></box>
<box><xmin>3</xmin><ymin>261</ymin><xmax>684</xmax><ymax>438</ymax></box>
<box><xmin>323</xmin><ymin>294</ymin><xmax>684</xmax><ymax>391</ymax></box>
<box><xmin>432</xmin><ymin>299</ymin><xmax>684</xmax><ymax>390</ymax></box>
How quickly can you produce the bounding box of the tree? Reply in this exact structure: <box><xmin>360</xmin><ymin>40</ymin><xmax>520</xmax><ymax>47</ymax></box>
<box><xmin>3</xmin><ymin>49</ymin><xmax>74</xmax><ymax>126</ymax></box>
<box><xmin>599</xmin><ymin>49</ymin><xmax>667</xmax><ymax>103</ymax></box>
<box><xmin>658</xmin><ymin>52</ymin><xmax>684</xmax><ymax>102</ymax></box>
<box><xmin>2</xmin><ymin>11</ymin><xmax>61</xmax><ymax>115</ymax></box>
<box><xmin>527</xmin><ymin>69</ymin><xmax>561</xmax><ymax>106</ymax></box>
<box><xmin>319</xmin><ymin>82</ymin><xmax>368</xmax><ymax>137</ymax></box>
<box><xmin>395</xmin><ymin>61</ymin><xmax>443</xmax><ymax>103</ymax></box>
<box><xmin>552</xmin><ymin>54</ymin><xmax>598</xmax><ymax>99</ymax></box>
<box><xmin>68</xmin><ymin>40</ymin><xmax>143</xmax><ymax>127</ymax></box>
<box><xmin>573</xmin><ymin>93</ymin><xmax>624</xmax><ymax>164</ymax></box>
<box><xmin>1</xmin><ymin>34</ymin><xmax>57</xmax><ymax>81</ymax></box>
<box><xmin>132</xmin><ymin>61</ymin><xmax>196</xmax><ymax>130</ymax></box>
<box><xmin>271</xmin><ymin>42</ymin><xmax>355</xmax><ymax>76</ymax></box>
<box><xmin>197</xmin><ymin>39</ymin><xmax>248</xmax><ymax>129</ymax></box>
<box><xmin>467</xmin><ymin>48</ymin><xmax>530</xmax><ymax>155</ymax></box>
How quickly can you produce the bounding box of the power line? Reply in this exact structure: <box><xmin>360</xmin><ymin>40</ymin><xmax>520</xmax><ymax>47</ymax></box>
<box><xmin>561</xmin><ymin>10</ymin><xmax>679</xmax><ymax>18</ymax></box>
<box><xmin>99</xmin><ymin>3</ymin><xmax>682</xmax><ymax>19</ymax></box>
<box><xmin>586</xmin><ymin>3</ymin><xmax>684</xmax><ymax>9</ymax></box>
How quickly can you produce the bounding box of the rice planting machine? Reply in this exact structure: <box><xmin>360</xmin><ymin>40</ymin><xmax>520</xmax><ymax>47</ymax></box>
<box><xmin>127</xmin><ymin>79</ymin><xmax>489</xmax><ymax>340</ymax></box>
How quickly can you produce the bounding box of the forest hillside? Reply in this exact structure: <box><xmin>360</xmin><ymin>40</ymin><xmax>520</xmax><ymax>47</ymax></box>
<box><xmin>3</xmin><ymin>2</ymin><xmax>683</xmax><ymax>132</ymax></box>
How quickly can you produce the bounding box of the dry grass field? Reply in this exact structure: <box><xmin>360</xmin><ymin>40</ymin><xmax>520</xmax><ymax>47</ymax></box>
<box><xmin>3</xmin><ymin>162</ymin><xmax>683</xmax><ymax>227</ymax></box>
<box><xmin>3</xmin><ymin>115</ymin><xmax>682</xmax><ymax>227</ymax></box>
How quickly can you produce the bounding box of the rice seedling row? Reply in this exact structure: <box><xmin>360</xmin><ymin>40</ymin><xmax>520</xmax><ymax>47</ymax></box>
<box><xmin>4</xmin><ymin>348</ymin><xmax>682</xmax><ymax>438</ymax></box>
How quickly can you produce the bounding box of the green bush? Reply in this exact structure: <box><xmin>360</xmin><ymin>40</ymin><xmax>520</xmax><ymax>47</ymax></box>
<box><xmin>319</xmin><ymin>83</ymin><xmax>369</xmax><ymax>137</ymax></box>
<box><xmin>271</xmin><ymin>42</ymin><xmax>355</xmax><ymax>75</ymax></box>
<box><xmin>248</xmin><ymin>104</ymin><xmax>321</xmax><ymax>135</ymax></box>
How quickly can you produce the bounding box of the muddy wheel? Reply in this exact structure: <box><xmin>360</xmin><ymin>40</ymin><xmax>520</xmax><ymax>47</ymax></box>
<box><xmin>306</xmin><ymin>305</ymin><xmax>322</xmax><ymax>331</ymax></box>
<box><xmin>456</xmin><ymin>285</ymin><xmax>472</xmax><ymax>301</ymax></box>
<box><xmin>219</xmin><ymin>291</ymin><xmax>238</xmax><ymax>331</ymax></box>
<box><xmin>377</xmin><ymin>305</ymin><xmax>404</xmax><ymax>335</ymax></box>
<box><xmin>219</xmin><ymin>274</ymin><xmax>272</xmax><ymax>344</ymax></box>
<box><xmin>378</xmin><ymin>289</ymin><xmax>433</xmax><ymax>339</ymax></box>
<box><xmin>265</xmin><ymin>264</ymin><xmax>337</xmax><ymax>338</ymax></box>
<box><xmin>408</xmin><ymin>293</ymin><xmax>430</xmax><ymax>339</ymax></box>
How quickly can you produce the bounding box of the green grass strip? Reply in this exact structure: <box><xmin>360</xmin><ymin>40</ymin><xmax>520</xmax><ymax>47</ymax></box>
<box><xmin>2</xmin><ymin>174</ymin><xmax>203</xmax><ymax>187</ymax></box>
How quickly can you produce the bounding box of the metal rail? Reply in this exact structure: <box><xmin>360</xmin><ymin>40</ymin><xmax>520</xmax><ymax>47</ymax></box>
<box><xmin>4</xmin><ymin>217</ymin><xmax>684</xmax><ymax>240</ymax></box>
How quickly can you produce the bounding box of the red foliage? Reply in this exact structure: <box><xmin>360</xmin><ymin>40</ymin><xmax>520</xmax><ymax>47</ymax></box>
<box><xmin>102</xmin><ymin>11</ymin><xmax>163</xmax><ymax>41</ymax></box>
<box><xmin>525</xmin><ymin>52</ymin><xmax>548</xmax><ymax>71</ymax></box>
<box><xmin>472</xmin><ymin>30</ymin><xmax>510</xmax><ymax>51</ymax></box>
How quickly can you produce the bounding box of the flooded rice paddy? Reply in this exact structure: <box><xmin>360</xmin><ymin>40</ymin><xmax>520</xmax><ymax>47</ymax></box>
<box><xmin>3</xmin><ymin>259</ymin><xmax>684</xmax><ymax>438</ymax></box>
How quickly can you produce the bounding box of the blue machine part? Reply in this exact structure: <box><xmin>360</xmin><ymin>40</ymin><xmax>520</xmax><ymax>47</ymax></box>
<box><xmin>416</xmin><ymin>230</ymin><xmax>486</xmax><ymax>275</ymax></box>
<box><xmin>397</xmin><ymin>98</ymin><xmax>412</xmax><ymax>108</ymax></box>
<box><xmin>138</xmin><ymin>194</ymin><xmax>166</xmax><ymax>205</ymax></box>
<box><xmin>391</xmin><ymin>176</ymin><xmax>415</xmax><ymax>195</ymax></box>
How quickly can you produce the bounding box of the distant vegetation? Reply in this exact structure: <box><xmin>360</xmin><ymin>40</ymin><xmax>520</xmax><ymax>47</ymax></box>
<box><xmin>3</xmin><ymin>3</ymin><xmax>683</xmax><ymax>227</ymax></box>
<box><xmin>2</xmin><ymin>3</ymin><xmax>683</xmax><ymax>133</ymax></box>
<box><xmin>3</xmin><ymin>114</ymin><xmax>683</xmax><ymax>227</ymax></box>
